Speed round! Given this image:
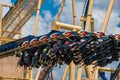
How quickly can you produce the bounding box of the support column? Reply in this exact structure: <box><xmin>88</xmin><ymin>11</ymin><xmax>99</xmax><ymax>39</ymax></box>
<box><xmin>85</xmin><ymin>0</ymin><xmax>94</xmax><ymax>31</ymax></box>
<box><xmin>84</xmin><ymin>0</ymin><xmax>94</xmax><ymax>79</ymax></box>
<box><xmin>71</xmin><ymin>0</ymin><xmax>76</xmax><ymax>26</ymax></box>
<box><xmin>29</xmin><ymin>0</ymin><xmax>42</xmax><ymax>80</ymax></box>
<box><xmin>91</xmin><ymin>21</ymin><xmax>94</xmax><ymax>32</ymax></box>
<box><xmin>76</xmin><ymin>66</ymin><xmax>82</xmax><ymax>80</ymax></box>
<box><xmin>69</xmin><ymin>0</ymin><xmax>76</xmax><ymax>80</ymax></box>
<box><xmin>0</xmin><ymin>4</ymin><xmax>2</xmax><ymax>45</ymax></box>
<box><xmin>69</xmin><ymin>61</ymin><xmax>75</xmax><ymax>80</ymax></box>
<box><xmin>35</xmin><ymin>67</ymin><xmax>42</xmax><ymax>80</ymax></box>
<box><xmin>85</xmin><ymin>65</ymin><xmax>93</xmax><ymax>78</ymax></box>
<box><xmin>33</xmin><ymin>0</ymin><xmax>42</xmax><ymax>35</ymax></box>
<box><xmin>55</xmin><ymin>0</ymin><xmax>65</xmax><ymax>21</ymax></box>
<box><xmin>62</xmin><ymin>65</ymin><xmax>69</xmax><ymax>80</ymax></box>
<box><xmin>117</xmin><ymin>74</ymin><xmax>120</xmax><ymax>80</ymax></box>
<box><xmin>72</xmin><ymin>0</ymin><xmax>77</xmax><ymax>31</ymax></box>
<box><xmin>93</xmin><ymin>67</ymin><xmax>98</xmax><ymax>79</ymax></box>
<box><xmin>101</xmin><ymin>0</ymin><xmax>114</xmax><ymax>32</ymax></box>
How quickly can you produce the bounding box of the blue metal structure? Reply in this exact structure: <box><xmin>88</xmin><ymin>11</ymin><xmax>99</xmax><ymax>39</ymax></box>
<box><xmin>83</xmin><ymin>0</ymin><xmax>90</xmax><ymax>30</ymax></box>
<box><xmin>110</xmin><ymin>62</ymin><xmax>120</xmax><ymax>80</ymax></box>
<box><xmin>99</xmin><ymin>70</ymin><xmax>108</xmax><ymax>80</ymax></box>
<box><xmin>0</xmin><ymin>35</ymin><xmax>35</xmax><ymax>53</ymax></box>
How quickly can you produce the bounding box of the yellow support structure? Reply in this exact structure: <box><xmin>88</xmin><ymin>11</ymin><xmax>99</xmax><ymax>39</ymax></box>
<box><xmin>0</xmin><ymin>37</ymin><xmax>16</xmax><ymax>42</ymax></box>
<box><xmin>84</xmin><ymin>0</ymin><xmax>94</xmax><ymax>79</ymax></box>
<box><xmin>35</xmin><ymin>67</ymin><xmax>42</xmax><ymax>80</ymax></box>
<box><xmin>71</xmin><ymin>0</ymin><xmax>77</xmax><ymax>26</ymax></box>
<box><xmin>69</xmin><ymin>0</ymin><xmax>76</xmax><ymax>80</ymax></box>
<box><xmin>0</xmin><ymin>4</ymin><xmax>2</xmax><ymax>45</ymax></box>
<box><xmin>33</xmin><ymin>0</ymin><xmax>42</xmax><ymax>35</ymax></box>
<box><xmin>55</xmin><ymin>0</ymin><xmax>65</xmax><ymax>21</ymax></box>
<box><xmin>93</xmin><ymin>67</ymin><xmax>99</xmax><ymax>79</ymax></box>
<box><xmin>69</xmin><ymin>61</ymin><xmax>75</xmax><ymax>80</ymax></box>
<box><xmin>117</xmin><ymin>74</ymin><xmax>120</xmax><ymax>80</ymax></box>
<box><xmin>85</xmin><ymin>0</ymin><xmax>94</xmax><ymax>31</ymax></box>
<box><xmin>51</xmin><ymin>21</ymin><xmax>81</xmax><ymax>31</ymax></box>
<box><xmin>26</xmin><ymin>0</ymin><xmax>42</xmax><ymax>80</ymax></box>
<box><xmin>76</xmin><ymin>66</ymin><xmax>82</xmax><ymax>80</ymax></box>
<box><xmin>101</xmin><ymin>0</ymin><xmax>115</xmax><ymax>32</ymax></box>
<box><xmin>62</xmin><ymin>65</ymin><xmax>69</xmax><ymax>80</ymax></box>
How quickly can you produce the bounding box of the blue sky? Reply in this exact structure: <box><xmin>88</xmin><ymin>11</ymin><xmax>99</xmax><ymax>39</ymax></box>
<box><xmin>0</xmin><ymin>0</ymin><xmax>120</xmax><ymax>79</ymax></box>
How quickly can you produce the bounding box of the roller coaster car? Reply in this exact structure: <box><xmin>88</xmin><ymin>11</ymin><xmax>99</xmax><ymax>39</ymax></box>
<box><xmin>18</xmin><ymin>51</ymin><xmax>33</xmax><ymax>67</ymax></box>
<box><xmin>46</xmin><ymin>30</ymin><xmax>60</xmax><ymax>37</ymax></box>
<box><xmin>96</xmin><ymin>32</ymin><xmax>105</xmax><ymax>37</ymax></box>
<box><xmin>18</xmin><ymin>31</ymin><xmax>61</xmax><ymax>67</ymax></box>
<box><xmin>63</xmin><ymin>31</ymin><xmax>73</xmax><ymax>37</ymax></box>
<box><xmin>115</xmin><ymin>34</ymin><xmax>120</xmax><ymax>49</ymax></box>
<box><xmin>16</xmin><ymin>31</ymin><xmax>120</xmax><ymax>68</ymax></box>
<box><xmin>72</xmin><ymin>33</ymin><xmax>97</xmax><ymax>65</ymax></box>
<box><xmin>78</xmin><ymin>31</ymin><xmax>88</xmax><ymax>36</ymax></box>
<box><xmin>40</xmin><ymin>40</ymin><xmax>58</xmax><ymax>67</ymax></box>
<box><xmin>108</xmin><ymin>35</ymin><xmax>119</xmax><ymax>61</ymax></box>
<box><xmin>90</xmin><ymin>35</ymin><xmax>118</xmax><ymax>67</ymax></box>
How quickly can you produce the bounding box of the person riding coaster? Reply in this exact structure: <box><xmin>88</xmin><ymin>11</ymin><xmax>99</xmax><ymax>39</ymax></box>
<box><xmin>71</xmin><ymin>31</ymin><xmax>98</xmax><ymax>65</ymax></box>
<box><xmin>17</xmin><ymin>30</ymin><xmax>120</xmax><ymax>68</ymax></box>
<box><xmin>83</xmin><ymin>32</ymin><xmax>118</xmax><ymax>66</ymax></box>
<box><xmin>91</xmin><ymin>33</ymin><xmax>119</xmax><ymax>67</ymax></box>
<box><xmin>45</xmin><ymin>31</ymin><xmax>78</xmax><ymax>65</ymax></box>
<box><xmin>115</xmin><ymin>34</ymin><xmax>120</xmax><ymax>53</ymax></box>
<box><xmin>53</xmin><ymin>31</ymin><xmax>80</xmax><ymax>65</ymax></box>
<box><xmin>39</xmin><ymin>32</ymin><xmax>62</xmax><ymax>67</ymax></box>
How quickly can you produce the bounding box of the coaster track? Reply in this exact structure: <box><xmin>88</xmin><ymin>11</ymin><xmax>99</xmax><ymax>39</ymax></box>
<box><xmin>2</xmin><ymin>0</ymin><xmax>43</xmax><ymax>38</ymax></box>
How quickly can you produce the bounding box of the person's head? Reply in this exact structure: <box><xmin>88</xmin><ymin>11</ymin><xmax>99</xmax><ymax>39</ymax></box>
<box><xmin>63</xmin><ymin>31</ymin><xmax>72</xmax><ymax>37</ymax></box>
<box><xmin>78</xmin><ymin>31</ymin><xmax>88</xmax><ymax>37</ymax></box>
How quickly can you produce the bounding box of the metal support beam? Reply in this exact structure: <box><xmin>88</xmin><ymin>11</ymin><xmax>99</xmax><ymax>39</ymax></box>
<box><xmin>80</xmin><ymin>16</ymin><xmax>94</xmax><ymax>22</ymax></box>
<box><xmin>69</xmin><ymin>61</ymin><xmax>75</xmax><ymax>80</ymax></box>
<box><xmin>69</xmin><ymin>1</ymin><xmax>76</xmax><ymax>79</ymax></box>
<box><xmin>85</xmin><ymin>0</ymin><xmax>94</xmax><ymax>31</ymax></box>
<box><xmin>51</xmin><ymin>21</ymin><xmax>81</xmax><ymax>31</ymax></box>
<box><xmin>33</xmin><ymin>0</ymin><xmax>42</xmax><ymax>35</ymax></box>
<box><xmin>1</xmin><ymin>4</ymin><xmax>13</xmax><ymax>7</ymax></box>
<box><xmin>25</xmin><ymin>69</ymin><xmax>32</xmax><ymax>80</ymax></box>
<box><xmin>0</xmin><ymin>77</ymin><xmax>28</xmax><ymax>80</ymax></box>
<box><xmin>35</xmin><ymin>67</ymin><xmax>42</xmax><ymax>80</ymax></box>
<box><xmin>2</xmin><ymin>30</ymin><xmax>20</xmax><ymax>34</ymax></box>
<box><xmin>55</xmin><ymin>0</ymin><xmax>65</xmax><ymax>21</ymax></box>
<box><xmin>85</xmin><ymin>65</ymin><xmax>93</xmax><ymax>78</ymax></box>
<box><xmin>71</xmin><ymin>0</ymin><xmax>76</xmax><ymax>26</ymax></box>
<box><xmin>91</xmin><ymin>21</ymin><xmax>94</xmax><ymax>32</ymax></box>
<box><xmin>93</xmin><ymin>67</ymin><xmax>98</xmax><ymax>79</ymax></box>
<box><xmin>33</xmin><ymin>0</ymin><xmax>43</xmax><ymax>80</ymax></box>
<box><xmin>101</xmin><ymin>0</ymin><xmax>114</xmax><ymax>32</ymax></box>
<box><xmin>117</xmin><ymin>74</ymin><xmax>120</xmax><ymax>80</ymax></box>
<box><xmin>79</xmin><ymin>16</ymin><xmax>94</xmax><ymax>30</ymax></box>
<box><xmin>8</xmin><ymin>0</ymin><xmax>38</xmax><ymax>38</ymax></box>
<box><xmin>27</xmin><ymin>0</ymin><xmax>42</xmax><ymax>80</ymax></box>
<box><xmin>2</xmin><ymin>0</ymin><xmax>24</xmax><ymax>28</ymax></box>
<box><xmin>0</xmin><ymin>4</ymin><xmax>2</xmax><ymax>45</ymax></box>
<box><xmin>99</xmin><ymin>67</ymin><xmax>115</xmax><ymax>73</ymax></box>
<box><xmin>0</xmin><ymin>37</ymin><xmax>16</xmax><ymax>42</ymax></box>
<box><xmin>62</xmin><ymin>65</ymin><xmax>69</xmax><ymax>80</ymax></box>
<box><xmin>76</xmin><ymin>66</ymin><xmax>82</xmax><ymax>80</ymax></box>
<box><xmin>84</xmin><ymin>0</ymin><xmax>94</xmax><ymax>79</ymax></box>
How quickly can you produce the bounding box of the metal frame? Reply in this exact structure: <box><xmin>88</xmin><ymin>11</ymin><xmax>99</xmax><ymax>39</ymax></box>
<box><xmin>101</xmin><ymin>0</ymin><xmax>115</xmax><ymax>32</ymax></box>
